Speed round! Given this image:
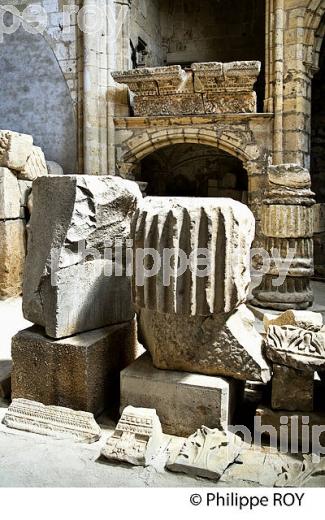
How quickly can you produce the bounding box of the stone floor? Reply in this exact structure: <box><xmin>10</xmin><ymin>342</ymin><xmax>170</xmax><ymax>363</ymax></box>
<box><xmin>0</xmin><ymin>282</ymin><xmax>324</xmax><ymax>487</ymax></box>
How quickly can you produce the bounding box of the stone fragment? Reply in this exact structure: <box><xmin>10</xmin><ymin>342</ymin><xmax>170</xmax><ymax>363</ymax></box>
<box><xmin>203</xmin><ymin>92</ymin><xmax>256</xmax><ymax>113</ymax></box>
<box><xmin>17</xmin><ymin>146</ymin><xmax>48</xmax><ymax>180</ymax></box>
<box><xmin>192</xmin><ymin>61</ymin><xmax>260</xmax><ymax>93</ymax></box>
<box><xmin>268</xmin><ymin>164</ymin><xmax>311</xmax><ymax>189</ymax></box>
<box><xmin>0</xmin><ymin>219</ymin><xmax>26</xmax><ymax>299</ymax></box>
<box><xmin>140</xmin><ymin>305</ymin><xmax>271</xmax><ymax>383</ymax></box>
<box><xmin>264</xmin><ymin>310</ymin><xmax>323</xmax><ymax>332</ymax></box>
<box><xmin>2</xmin><ymin>398</ymin><xmax>101</xmax><ymax>443</ymax></box>
<box><xmin>120</xmin><ymin>353</ymin><xmax>240</xmax><ymax>437</ymax></box>
<box><xmin>112</xmin><ymin>65</ymin><xmax>188</xmax><ymax>96</ymax></box>
<box><xmin>276</xmin><ymin>455</ymin><xmax>325</xmax><ymax>487</ymax></box>
<box><xmin>23</xmin><ymin>175</ymin><xmax>142</xmax><ymax>338</ymax></box>
<box><xmin>271</xmin><ymin>364</ymin><xmax>314</xmax><ymax>412</ymax></box>
<box><xmin>46</xmin><ymin>161</ymin><xmax>64</xmax><ymax>176</ymax></box>
<box><xmin>0</xmin><ymin>360</ymin><xmax>11</xmax><ymax>399</ymax></box>
<box><xmin>17</xmin><ymin>179</ymin><xmax>32</xmax><ymax>209</ymax></box>
<box><xmin>256</xmin><ymin>406</ymin><xmax>325</xmax><ymax>449</ymax></box>
<box><xmin>0</xmin><ymin>130</ymin><xmax>33</xmax><ymax>171</ymax></box>
<box><xmin>0</xmin><ymin>167</ymin><xmax>21</xmax><ymax>219</ymax></box>
<box><xmin>133</xmin><ymin>94</ymin><xmax>204</xmax><ymax>116</ymax></box>
<box><xmin>167</xmin><ymin>426</ymin><xmax>243</xmax><ymax>481</ymax></box>
<box><xmin>132</xmin><ymin>197</ymin><xmax>255</xmax><ymax>316</ymax></box>
<box><xmin>12</xmin><ymin>322</ymin><xmax>139</xmax><ymax>417</ymax></box>
<box><xmin>101</xmin><ymin>406</ymin><xmax>163</xmax><ymax>466</ymax></box>
<box><xmin>265</xmin><ymin>325</ymin><xmax>325</xmax><ymax>373</ymax></box>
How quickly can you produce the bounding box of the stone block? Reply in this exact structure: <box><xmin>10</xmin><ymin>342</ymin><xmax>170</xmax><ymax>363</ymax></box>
<box><xmin>140</xmin><ymin>305</ymin><xmax>271</xmax><ymax>383</ymax></box>
<box><xmin>17</xmin><ymin>146</ymin><xmax>48</xmax><ymax>181</ymax></box>
<box><xmin>0</xmin><ymin>130</ymin><xmax>33</xmax><ymax>171</ymax></box>
<box><xmin>101</xmin><ymin>406</ymin><xmax>163</xmax><ymax>466</ymax></box>
<box><xmin>256</xmin><ymin>406</ymin><xmax>325</xmax><ymax>449</ymax></box>
<box><xmin>268</xmin><ymin>164</ymin><xmax>311</xmax><ymax>189</ymax></box>
<box><xmin>23</xmin><ymin>175</ymin><xmax>142</xmax><ymax>338</ymax></box>
<box><xmin>203</xmin><ymin>92</ymin><xmax>256</xmax><ymax>113</ymax></box>
<box><xmin>0</xmin><ymin>167</ymin><xmax>22</xmax><ymax>219</ymax></box>
<box><xmin>12</xmin><ymin>322</ymin><xmax>139</xmax><ymax>417</ymax></box>
<box><xmin>0</xmin><ymin>219</ymin><xmax>26</xmax><ymax>299</ymax></box>
<box><xmin>271</xmin><ymin>364</ymin><xmax>314</xmax><ymax>412</ymax></box>
<box><xmin>167</xmin><ymin>426</ymin><xmax>243</xmax><ymax>481</ymax></box>
<box><xmin>3</xmin><ymin>399</ymin><xmax>101</xmax><ymax>443</ymax></box>
<box><xmin>133</xmin><ymin>94</ymin><xmax>205</xmax><ymax>116</ymax></box>
<box><xmin>120</xmin><ymin>353</ymin><xmax>240</xmax><ymax>437</ymax></box>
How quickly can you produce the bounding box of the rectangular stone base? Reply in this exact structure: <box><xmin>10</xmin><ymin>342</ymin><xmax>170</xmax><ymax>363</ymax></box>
<box><xmin>120</xmin><ymin>353</ymin><xmax>240</xmax><ymax>437</ymax></box>
<box><xmin>256</xmin><ymin>406</ymin><xmax>325</xmax><ymax>449</ymax></box>
<box><xmin>12</xmin><ymin>322</ymin><xmax>139</xmax><ymax>417</ymax></box>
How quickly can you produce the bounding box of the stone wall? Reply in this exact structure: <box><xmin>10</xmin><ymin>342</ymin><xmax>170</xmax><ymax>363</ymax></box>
<box><xmin>130</xmin><ymin>0</ymin><xmax>164</xmax><ymax>67</ymax></box>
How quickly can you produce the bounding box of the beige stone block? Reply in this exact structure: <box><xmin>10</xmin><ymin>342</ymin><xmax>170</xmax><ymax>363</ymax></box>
<box><xmin>17</xmin><ymin>146</ymin><xmax>48</xmax><ymax>181</ymax></box>
<box><xmin>0</xmin><ymin>130</ymin><xmax>33</xmax><ymax>171</ymax></box>
<box><xmin>120</xmin><ymin>353</ymin><xmax>241</xmax><ymax>437</ymax></box>
<box><xmin>0</xmin><ymin>219</ymin><xmax>26</xmax><ymax>299</ymax></box>
<box><xmin>12</xmin><ymin>322</ymin><xmax>139</xmax><ymax>417</ymax></box>
<box><xmin>133</xmin><ymin>94</ymin><xmax>204</xmax><ymax>116</ymax></box>
<box><xmin>0</xmin><ymin>167</ymin><xmax>21</xmax><ymax>219</ymax></box>
<box><xmin>264</xmin><ymin>310</ymin><xmax>323</xmax><ymax>332</ymax></box>
<box><xmin>203</xmin><ymin>92</ymin><xmax>256</xmax><ymax>114</ymax></box>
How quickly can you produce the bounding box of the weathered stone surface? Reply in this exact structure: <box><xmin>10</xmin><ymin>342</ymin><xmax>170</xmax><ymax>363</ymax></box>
<box><xmin>12</xmin><ymin>322</ymin><xmax>139</xmax><ymax>417</ymax></box>
<box><xmin>17</xmin><ymin>179</ymin><xmax>32</xmax><ymax>210</ymax></box>
<box><xmin>0</xmin><ymin>167</ymin><xmax>21</xmax><ymax>219</ymax></box>
<box><xmin>134</xmin><ymin>94</ymin><xmax>205</xmax><ymax>116</ymax></box>
<box><xmin>2</xmin><ymin>399</ymin><xmax>101</xmax><ymax>443</ymax></box>
<box><xmin>261</xmin><ymin>205</ymin><xmax>314</xmax><ymax>238</ymax></box>
<box><xmin>120</xmin><ymin>353</ymin><xmax>240</xmax><ymax>437</ymax></box>
<box><xmin>0</xmin><ymin>219</ymin><xmax>26</xmax><ymax>299</ymax></box>
<box><xmin>256</xmin><ymin>406</ymin><xmax>325</xmax><ymax>449</ymax></box>
<box><xmin>132</xmin><ymin>197</ymin><xmax>255</xmax><ymax>316</ymax></box>
<box><xmin>265</xmin><ymin>325</ymin><xmax>325</xmax><ymax>373</ymax></box>
<box><xmin>264</xmin><ymin>310</ymin><xmax>323</xmax><ymax>332</ymax></box>
<box><xmin>252</xmin><ymin>276</ymin><xmax>314</xmax><ymax>310</ymax></box>
<box><xmin>314</xmin><ymin>203</ymin><xmax>325</xmax><ymax>234</ymax></box>
<box><xmin>101</xmin><ymin>406</ymin><xmax>163</xmax><ymax>466</ymax></box>
<box><xmin>46</xmin><ymin>161</ymin><xmax>64</xmax><ymax>176</ymax></box>
<box><xmin>112</xmin><ymin>65</ymin><xmax>188</xmax><ymax>96</ymax></box>
<box><xmin>203</xmin><ymin>92</ymin><xmax>256</xmax><ymax>113</ymax></box>
<box><xmin>23</xmin><ymin>175</ymin><xmax>142</xmax><ymax>338</ymax></box>
<box><xmin>192</xmin><ymin>61</ymin><xmax>260</xmax><ymax>92</ymax></box>
<box><xmin>167</xmin><ymin>426</ymin><xmax>243</xmax><ymax>481</ymax></box>
<box><xmin>140</xmin><ymin>305</ymin><xmax>271</xmax><ymax>382</ymax></box>
<box><xmin>17</xmin><ymin>146</ymin><xmax>48</xmax><ymax>181</ymax></box>
<box><xmin>268</xmin><ymin>164</ymin><xmax>311</xmax><ymax>189</ymax></box>
<box><xmin>0</xmin><ymin>130</ymin><xmax>33</xmax><ymax>171</ymax></box>
<box><xmin>0</xmin><ymin>360</ymin><xmax>11</xmax><ymax>399</ymax></box>
<box><xmin>271</xmin><ymin>364</ymin><xmax>314</xmax><ymax>412</ymax></box>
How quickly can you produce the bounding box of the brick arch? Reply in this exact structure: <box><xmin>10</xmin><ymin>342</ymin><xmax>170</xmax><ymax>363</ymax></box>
<box><xmin>118</xmin><ymin>128</ymin><xmax>259</xmax><ymax>177</ymax></box>
<box><xmin>304</xmin><ymin>0</ymin><xmax>325</xmax><ymax>71</ymax></box>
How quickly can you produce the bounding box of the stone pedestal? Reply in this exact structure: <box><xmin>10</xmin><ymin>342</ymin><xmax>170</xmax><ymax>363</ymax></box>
<box><xmin>253</xmin><ymin>164</ymin><xmax>315</xmax><ymax>310</ymax></box>
<box><xmin>12</xmin><ymin>322</ymin><xmax>139</xmax><ymax>417</ymax></box>
<box><xmin>120</xmin><ymin>353</ymin><xmax>241</xmax><ymax>437</ymax></box>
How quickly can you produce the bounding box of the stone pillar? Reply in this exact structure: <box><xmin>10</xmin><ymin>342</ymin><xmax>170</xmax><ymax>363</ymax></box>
<box><xmin>253</xmin><ymin>164</ymin><xmax>315</xmax><ymax>310</ymax></box>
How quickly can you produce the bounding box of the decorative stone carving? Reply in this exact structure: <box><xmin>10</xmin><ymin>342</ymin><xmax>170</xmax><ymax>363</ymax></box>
<box><xmin>113</xmin><ymin>61</ymin><xmax>260</xmax><ymax>116</ymax></box>
<box><xmin>120</xmin><ymin>353</ymin><xmax>239</xmax><ymax>437</ymax></box>
<box><xmin>132</xmin><ymin>197</ymin><xmax>255</xmax><ymax>316</ymax></box>
<box><xmin>101</xmin><ymin>406</ymin><xmax>163</xmax><ymax>466</ymax></box>
<box><xmin>263</xmin><ymin>310</ymin><xmax>323</xmax><ymax>332</ymax></box>
<box><xmin>271</xmin><ymin>364</ymin><xmax>314</xmax><ymax>412</ymax></box>
<box><xmin>167</xmin><ymin>426</ymin><xmax>243</xmax><ymax>481</ymax></box>
<box><xmin>2</xmin><ymin>399</ymin><xmax>101</xmax><ymax>443</ymax></box>
<box><xmin>17</xmin><ymin>146</ymin><xmax>48</xmax><ymax>181</ymax></box>
<box><xmin>0</xmin><ymin>167</ymin><xmax>21</xmax><ymax>219</ymax></box>
<box><xmin>0</xmin><ymin>130</ymin><xmax>33</xmax><ymax>171</ymax></box>
<box><xmin>140</xmin><ymin>305</ymin><xmax>271</xmax><ymax>382</ymax></box>
<box><xmin>265</xmin><ymin>325</ymin><xmax>325</xmax><ymax>373</ymax></box>
<box><xmin>23</xmin><ymin>175</ymin><xmax>142</xmax><ymax>338</ymax></box>
<box><xmin>253</xmin><ymin>164</ymin><xmax>315</xmax><ymax>310</ymax></box>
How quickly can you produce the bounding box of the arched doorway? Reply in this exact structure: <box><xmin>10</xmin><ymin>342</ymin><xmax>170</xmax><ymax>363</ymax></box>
<box><xmin>137</xmin><ymin>143</ymin><xmax>248</xmax><ymax>201</ymax></box>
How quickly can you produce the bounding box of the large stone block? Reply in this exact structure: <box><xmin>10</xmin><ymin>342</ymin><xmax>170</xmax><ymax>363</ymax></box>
<box><xmin>0</xmin><ymin>219</ymin><xmax>26</xmax><ymax>299</ymax></box>
<box><xmin>132</xmin><ymin>197</ymin><xmax>255</xmax><ymax>316</ymax></box>
<box><xmin>271</xmin><ymin>364</ymin><xmax>314</xmax><ymax>412</ymax></box>
<box><xmin>0</xmin><ymin>167</ymin><xmax>21</xmax><ymax>219</ymax></box>
<box><xmin>140</xmin><ymin>305</ymin><xmax>271</xmax><ymax>383</ymax></box>
<box><xmin>17</xmin><ymin>146</ymin><xmax>48</xmax><ymax>181</ymax></box>
<box><xmin>0</xmin><ymin>130</ymin><xmax>33</xmax><ymax>171</ymax></box>
<box><xmin>23</xmin><ymin>175</ymin><xmax>142</xmax><ymax>338</ymax></box>
<box><xmin>12</xmin><ymin>322</ymin><xmax>139</xmax><ymax>417</ymax></box>
<box><xmin>120</xmin><ymin>353</ymin><xmax>240</xmax><ymax>437</ymax></box>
